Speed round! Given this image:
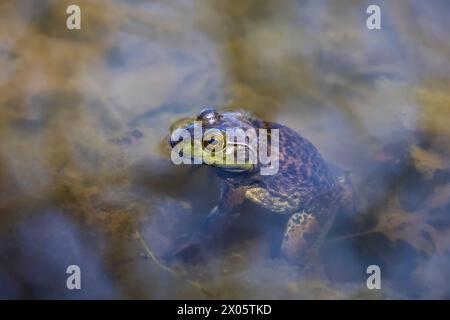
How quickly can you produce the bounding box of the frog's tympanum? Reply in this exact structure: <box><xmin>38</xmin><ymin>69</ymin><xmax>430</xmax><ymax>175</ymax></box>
<box><xmin>167</xmin><ymin>108</ymin><xmax>354</xmax><ymax>267</ymax></box>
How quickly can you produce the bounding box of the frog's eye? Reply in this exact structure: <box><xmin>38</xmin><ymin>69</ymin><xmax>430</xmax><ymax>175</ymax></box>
<box><xmin>202</xmin><ymin>137</ymin><xmax>215</xmax><ymax>149</ymax></box>
<box><xmin>202</xmin><ymin>129</ymin><xmax>225</xmax><ymax>152</ymax></box>
<box><xmin>197</xmin><ymin>107</ymin><xmax>220</xmax><ymax>125</ymax></box>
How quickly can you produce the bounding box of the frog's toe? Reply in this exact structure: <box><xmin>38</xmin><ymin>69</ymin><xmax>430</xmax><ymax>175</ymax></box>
<box><xmin>280</xmin><ymin>211</ymin><xmax>320</xmax><ymax>266</ymax></box>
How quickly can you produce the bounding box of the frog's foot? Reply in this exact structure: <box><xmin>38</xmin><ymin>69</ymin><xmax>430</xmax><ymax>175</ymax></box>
<box><xmin>280</xmin><ymin>211</ymin><xmax>320</xmax><ymax>267</ymax></box>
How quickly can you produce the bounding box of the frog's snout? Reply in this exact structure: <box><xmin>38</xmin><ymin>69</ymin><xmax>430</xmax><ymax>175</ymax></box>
<box><xmin>168</xmin><ymin>134</ymin><xmax>177</xmax><ymax>148</ymax></box>
<box><xmin>169</xmin><ymin>124</ymin><xmax>196</xmax><ymax>146</ymax></box>
<box><xmin>168</xmin><ymin>117</ymin><xmax>197</xmax><ymax>148</ymax></box>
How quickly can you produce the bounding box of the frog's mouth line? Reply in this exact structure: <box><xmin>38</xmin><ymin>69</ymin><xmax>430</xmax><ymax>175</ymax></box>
<box><xmin>204</xmin><ymin>140</ymin><xmax>257</xmax><ymax>173</ymax></box>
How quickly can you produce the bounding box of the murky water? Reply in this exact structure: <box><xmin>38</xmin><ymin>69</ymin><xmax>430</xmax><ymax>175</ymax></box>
<box><xmin>1</xmin><ymin>0</ymin><xmax>450</xmax><ymax>299</ymax></box>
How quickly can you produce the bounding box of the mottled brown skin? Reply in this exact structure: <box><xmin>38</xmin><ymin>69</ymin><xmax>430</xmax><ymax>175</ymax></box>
<box><xmin>168</xmin><ymin>108</ymin><xmax>354</xmax><ymax>267</ymax></box>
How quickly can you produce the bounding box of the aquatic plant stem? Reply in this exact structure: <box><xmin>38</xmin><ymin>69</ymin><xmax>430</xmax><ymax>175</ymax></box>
<box><xmin>325</xmin><ymin>229</ymin><xmax>379</xmax><ymax>245</ymax></box>
<box><xmin>134</xmin><ymin>229</ymin><xmax>216</xmax><ymax>298</ymax></box>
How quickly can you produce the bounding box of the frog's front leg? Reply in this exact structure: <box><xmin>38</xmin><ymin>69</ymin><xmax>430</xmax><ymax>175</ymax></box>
<box><xmin>166</xmin><ymin>184</ymin><xmax>247</xmax><ymax>260</ymax></box>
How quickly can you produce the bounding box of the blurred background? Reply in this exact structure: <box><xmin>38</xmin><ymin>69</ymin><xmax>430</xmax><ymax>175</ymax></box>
<box><xmin>0</xmin><ymin>0</ymin><xmax>450</xmax><ymax>299</ymax></box>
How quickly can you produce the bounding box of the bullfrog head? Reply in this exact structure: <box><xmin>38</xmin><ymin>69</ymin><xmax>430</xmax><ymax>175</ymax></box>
<box><xmin>169</xmin><ymin>108</ymin><xmax>272</xmax><ymax>173</ymax></box>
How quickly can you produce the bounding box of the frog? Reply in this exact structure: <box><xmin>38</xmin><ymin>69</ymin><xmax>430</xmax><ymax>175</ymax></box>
<box><xmin>166</xmin><ymin>108</ymin><xmax>355</xmax><ymax>267</ymax></box>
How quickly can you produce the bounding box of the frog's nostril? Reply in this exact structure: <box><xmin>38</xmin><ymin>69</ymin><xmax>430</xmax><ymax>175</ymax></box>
<box><xmin>168</xmin><ymin>135</ymin><xmax>176</xmax><ymax>148</ymax></box>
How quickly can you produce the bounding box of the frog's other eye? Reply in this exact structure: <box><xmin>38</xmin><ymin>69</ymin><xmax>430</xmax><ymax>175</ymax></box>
<box><xmin>197</xmin><ymin>107</ymin><xmax>220</xmax><ymax>125</ymax></box>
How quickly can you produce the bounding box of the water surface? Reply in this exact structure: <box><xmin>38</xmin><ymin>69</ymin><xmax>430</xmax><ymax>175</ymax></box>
<box><xmin>1</xmin><ymin>0</ymin><xmax>450</xmax><ymax>299</ymax></box>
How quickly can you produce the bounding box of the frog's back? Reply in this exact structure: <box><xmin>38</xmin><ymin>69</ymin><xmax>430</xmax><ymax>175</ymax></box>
<box><xmin>244</xmin><ymin>120</ymin><xmax>337</xmax><ymax>213</ymax></box>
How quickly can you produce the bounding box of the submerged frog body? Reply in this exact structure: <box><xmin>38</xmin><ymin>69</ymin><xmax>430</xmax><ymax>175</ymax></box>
<box><xmin>168</xmin><ymin>108</ymin><xmax>354</xmax><ymax>266</ymax></box>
